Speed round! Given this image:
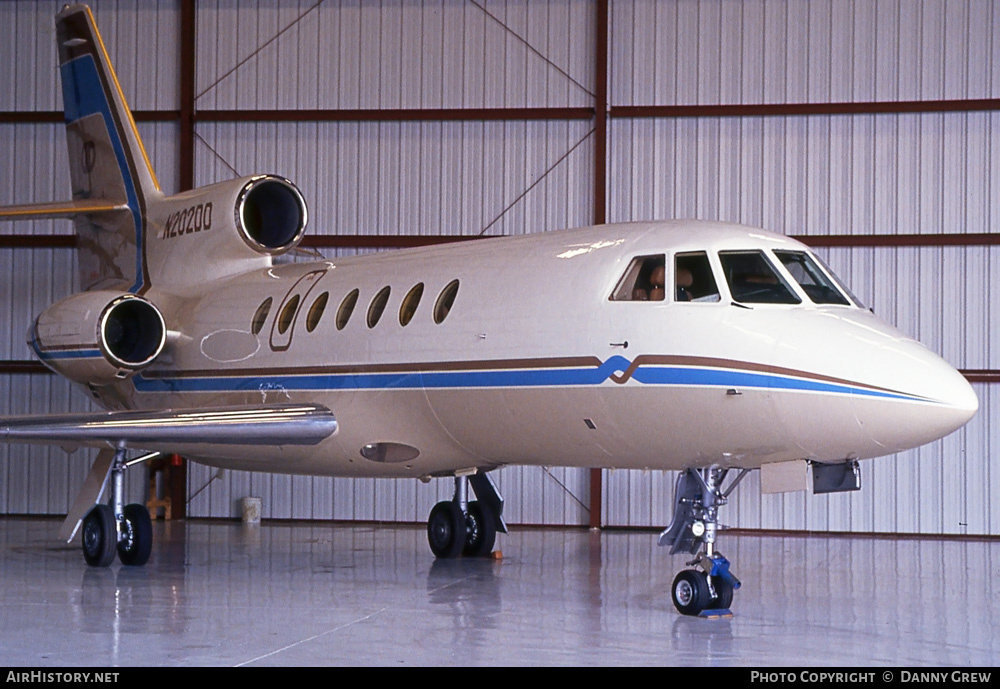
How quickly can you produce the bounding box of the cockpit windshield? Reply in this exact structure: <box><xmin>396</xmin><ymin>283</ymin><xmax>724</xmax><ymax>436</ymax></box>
<box><xmin>773</xmin><ymin>251</ymin><xmax>850</xmax><ymax>306</ymax></box>
<box><xmin>718</xmin><ymin>251</ymin><xmax>801</xmax><ymax>304</ymax></box>
<box><xmin>675</xmin><ymin>252</ymin><xmax>720</xmax><ymax>302</ymax></box>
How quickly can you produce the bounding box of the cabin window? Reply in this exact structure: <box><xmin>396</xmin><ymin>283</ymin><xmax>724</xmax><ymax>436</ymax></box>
<box><xmin>251</xmin><ymin>297</ymin><xmax>272</xmax><ymax>335</ymax></box>
<box><xmin>610</xmin><ymin>255</ymin><xmax>666</xmax><ymax>301</ymax></box>
<box><xmin>674</xmin><ymin>252</ymin><xmax>720</xmax><ymax>302</ymax></box>
<box><xmin>434</xmin><ymin>279</ymin><xmax>460</xmax><ymax>324</ymax></box>
<box><xmin>277</xmin><ymin>294</ymin><xmax>301</xmax><ymax>334</ymax></box>
<box><xmin>773</xmin><ymin>251</ymin><xmax>850</xmax><ymax>305</ymax></box>
<box><xmin>718</xmin><ymin>251</ymin><xmax>801</xmax><ymax>304</ymax></box>
<box><xmin>367</xmin><ymin>286</ymin><xmax>391</xmax><ymax>328</ymax></box>
<box><xmin>399</xmin><ymin>283</ymin><xmax>424</xmax><ymax>326</ymax></box>
<box><xmin>305</xmin><ymin>291</ymin><xmax>330</xmax><ymax>332</ymax></box>
<box><xmin>336</xmin><ymin>289</ymin><xmax>359</xmax><ymax>330</ymax></box>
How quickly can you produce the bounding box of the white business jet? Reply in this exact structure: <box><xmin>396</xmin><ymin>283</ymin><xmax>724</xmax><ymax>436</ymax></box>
<box><xmin>0</xmin><ymin>4</ymin><xmax>978</xmax><ymax>616</ymax></box>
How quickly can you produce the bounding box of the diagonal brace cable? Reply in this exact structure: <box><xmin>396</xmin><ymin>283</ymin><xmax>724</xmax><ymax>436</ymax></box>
<box><xmin>196</xmin><ymin>0</ymin><xmax>327</xmax><ymax>101</ymax></box>
<box><xmin>468</xmin><ymin>0</ymin><xmax>595</xmax><ymax>99</ymax></box>
<box><xmin>479</xmin><ymin>127</ymin><xmax>594</xmax><ymax>236</ymax></box>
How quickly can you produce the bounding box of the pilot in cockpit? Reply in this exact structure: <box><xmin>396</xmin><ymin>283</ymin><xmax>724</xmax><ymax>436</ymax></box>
<box><xmin>675</xmin><ymin>266</ymin><xmax>694</xmax><ymax>301</ymax></box>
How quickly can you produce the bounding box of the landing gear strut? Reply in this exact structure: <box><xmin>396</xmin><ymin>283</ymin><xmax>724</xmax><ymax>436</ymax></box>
<box><xmin>81</xmin><ymin>448</ymin><xmax>157</xmax><ymax>567</ymax></box>
<box><xmin>659</xmin><ymin>467</ymin><xmax>748</xmax><ymax>616</ymax></box>
<box><xmin>427</xmin><ymin>472</ymin><xmax>507</xmax><ymax>559</ymax></box>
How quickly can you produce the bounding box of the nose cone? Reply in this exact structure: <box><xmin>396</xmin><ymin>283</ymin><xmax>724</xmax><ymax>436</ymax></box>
<box><xmin>854</xmin><ymin>340</ymin><xmax>978</xmax><ymax>454</ymax></box>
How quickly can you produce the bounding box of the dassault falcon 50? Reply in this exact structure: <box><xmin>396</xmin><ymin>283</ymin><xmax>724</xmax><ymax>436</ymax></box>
<box><xmin>0</xmin><ymin>4</ymin><xmax>977</xmax><ymax>616</ymax></box>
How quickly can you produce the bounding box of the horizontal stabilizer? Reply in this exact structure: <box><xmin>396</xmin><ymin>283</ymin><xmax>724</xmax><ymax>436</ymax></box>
<box><xmin>0</xmin><ymin>404</ymin><xmax>338</xmax><ymax>451</ymax></box>
<box><xmin>0</xmin><ymin>199</ymin><xmax>127</xmax><ymax>221</ymax></box>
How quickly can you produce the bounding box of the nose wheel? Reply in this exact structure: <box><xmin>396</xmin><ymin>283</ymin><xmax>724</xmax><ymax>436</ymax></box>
<box><xmin>659</xmin><ymin>467</ymin><xmax>747</xmax><ymax>616</ymax></box>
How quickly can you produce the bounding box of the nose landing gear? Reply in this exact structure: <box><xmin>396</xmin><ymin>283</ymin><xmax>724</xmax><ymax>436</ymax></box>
<box><xmin>659</xmin><ymin>467</ymin><xmax>748</xmax><ymax>616</ymax></box>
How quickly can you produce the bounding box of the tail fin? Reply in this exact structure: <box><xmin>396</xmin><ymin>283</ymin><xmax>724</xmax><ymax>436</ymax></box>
<box><xmin>56</xmin><ymin>3</ymin><xmax>160</xmax><ymax>292</ymax></box>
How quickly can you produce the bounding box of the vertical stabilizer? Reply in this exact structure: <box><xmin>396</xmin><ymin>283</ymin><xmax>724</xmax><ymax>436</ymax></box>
<box><xmin>56</xmin><ymin>4</ymin><xmax>161</xmax><ymax>293</ymax></box>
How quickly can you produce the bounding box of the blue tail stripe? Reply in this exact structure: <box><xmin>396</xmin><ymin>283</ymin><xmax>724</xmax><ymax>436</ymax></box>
<box><xmin>60</xmin><ymin>54</ymin><xmax>144</xmax><ymax>293</ymax></box>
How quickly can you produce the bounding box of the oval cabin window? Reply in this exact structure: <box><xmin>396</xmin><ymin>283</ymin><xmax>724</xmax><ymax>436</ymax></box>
<box><xmin>277</xmin><ymin>294</ymin><xmax>301</xmax><ymax>335</ymax></box>
<box><xmin>305</xmin><ymin>292</ymin><xmax>329</xmax><ymax>332</ymax></box>
<box><xmin>434</xmin><ymin>279</ymin><xmax>460</xmax><ymax>324</ymax></box>
<box><xmin>251</xmin><ymin>297</ymin><xmax>273</xmax><ymax>335</ymax></box>
<box><xmin>367</xmin><ymin>286</ymin><xmax>391</xmax><ymax>328</ymax></box>
<box><xmin>399</xmin><ymin>283</ymin><xmax>424</xmax><ymax>326</ymax></box>
<box><xmin>336</xmin><ymin>289</ymin><xmax>359</xmax><ymax>330</ymax></box>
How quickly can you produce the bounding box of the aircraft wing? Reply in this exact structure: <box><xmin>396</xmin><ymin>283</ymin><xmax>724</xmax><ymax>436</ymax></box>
<box><xmin>0</xmin><ymin>404</ymin><xmax>339</xmax><ymax>451</ymax></box>
<box><xmin>1</xmin><ymin>404</ymin><xmax>339</xmax><ymax>543</ymax></box>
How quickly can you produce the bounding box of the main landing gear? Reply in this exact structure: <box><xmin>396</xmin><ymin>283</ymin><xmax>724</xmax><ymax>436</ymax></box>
<box><xmin>659</xmin><ymin>467</ymin><xmax>749</xmax><ymax>616</ymax></box>
<box><xmin>81</xmin><ymin>448</ymin><xmax>155</xmax><ymax>568</ymax></box>
<box><xmin>427</xmin><ymin>472</ymin><xmax>507</xmax><ymax>559</ymax></box>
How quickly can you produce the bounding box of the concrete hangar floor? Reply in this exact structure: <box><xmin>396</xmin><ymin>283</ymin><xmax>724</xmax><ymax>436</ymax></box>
<box><xmin>0</xmin><ymin>517</ymin><xmax>996</xmax><ymax>666</ymax></box>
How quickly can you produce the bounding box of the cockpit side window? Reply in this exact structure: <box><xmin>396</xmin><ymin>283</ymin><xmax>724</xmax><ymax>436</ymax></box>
<box><xmin>719</xmin><ymin>251</ymin><xmax>801</xmax><ymax>304</ymax></box>
<box><xmin>773</xmin><ymin>250</ymin><xmax>850</xmax><ymax>305</ymax></box>
<box><xmin>610</xmin><ymin>255</ymin><xmax>666</xmax><ymax>301</ymax></box>
<box><xmin>811</xmin><ymin>252</ymin><xmax>865</xmax><ymax>308</ymax></box>
<box><xmin>674</xmin><ymin>252</ymin><xmax>720</xmax><ymax>302</ymax></box>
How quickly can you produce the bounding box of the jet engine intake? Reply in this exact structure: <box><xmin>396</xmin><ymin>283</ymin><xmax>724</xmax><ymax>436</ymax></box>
<box><xmin>235</xmin><ymin>175</ymin><xmax>308</xmax><ymax>254</ymax></box>
<box><xmin>99</xmin><ymin>295</ymin><xmax>166</xmax><ymax>369</ymax></box>
<box><xmin>32</xmin><ymin>291</ymin><xmax>166</xmax><ymax>385</ymax></box>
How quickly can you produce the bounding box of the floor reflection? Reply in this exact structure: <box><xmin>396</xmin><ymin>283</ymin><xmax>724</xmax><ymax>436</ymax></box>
<box><xmin>0</xmin><ymin>517</ymin><xmax>996</xmax><ymax>665</ymax></box>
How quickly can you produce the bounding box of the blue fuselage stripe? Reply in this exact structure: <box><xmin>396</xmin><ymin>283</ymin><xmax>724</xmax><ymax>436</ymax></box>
<box><xmin>35</xmin><ymin>349</ymin><xmax>102</xmax><ymax>361</ymax></box>
<box><xmin>132</xmin><ymin>363</ymin><xmax>927</xmax><ymax>403</ymax></box>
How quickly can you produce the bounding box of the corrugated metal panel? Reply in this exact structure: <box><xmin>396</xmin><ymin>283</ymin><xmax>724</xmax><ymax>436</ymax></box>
<box><xmin>0</xmin><ymin>374</ymin><xmax>145</xmax><ymax>517</ymax></box>
<box><xmin>195</xmin><ymin>0</ymin><xmax>595</xmax><ymax>110</ymax></box>
<box><xmin>186</xmin><ymin>463</ymin><xmax>591</xmax><ymax>526</ymax></box>
<box><xmin>0</xmin><ymin>248</ymin><xmax>77</xmax><ymax>361</ymax></box>
<box><xmin>0</xmin><ymin>134</ymin><xmax>175</xmax><ymax>517</ymax></box>
<box><xmin>609</xmin><ymin>112</ymin><xmax>1000</xmax><ymax>237</ymax></box>
<box><xmin>817</xmin><ymin>246</ymin><xmax>999</xmax><ymax>371</ymax></box>
<box><xmin>195</xmin><ymin>119</ymin><xmax>594</xmax><ymax>242</ymax></box>
<box><xmin>0</xmin><ymin>123</ymin><xmax>178</xmax><ymax>359</ymax></box>
<box><xmin>0</xmin><ymin>2</ymin><xmax>60</xmax><ymax>111</ymax></box>
<box><xmin>612</xmin><ymin>0</ymin><xmax>1000</xmax><ymax>106</ymax></box>
<box><xmin>0</xmin><ymin>0</ymin><xmax>180</xmax><ymax>112</ymax></box>
<box><xmin>137</xmin><ymin>122</ymin><xmax>181</xmax><ymax>196</ymax></box>
<box><xmin>606</xmin><ymin>384</ymin><xmax>992</xmax><ymax>535</ymax></box>
<box><xmin>0</xmin><ymin>125</ymin><xmax>72</xmax><ymax>231</ymax></box>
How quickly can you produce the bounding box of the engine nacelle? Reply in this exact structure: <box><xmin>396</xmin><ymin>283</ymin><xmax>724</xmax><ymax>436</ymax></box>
<box><xmin>234</xmin><ymin>175</ymin><xmax>309</xmax><ymax>254</ymax></box>
<box><xmin>31</xmin><ymin>291</ymin><xmax>166</xmax><ymax>385</ymax></box>
<box><xmin>155</xmin><ymin>174</ymin><xmax>307</xmax><ymax>256</ymax></box>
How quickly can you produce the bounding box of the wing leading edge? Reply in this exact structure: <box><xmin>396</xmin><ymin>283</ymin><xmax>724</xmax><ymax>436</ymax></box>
<box><xmin>0</xmin><ymin>403</ymin><xmax>339</xmax><ymax>451</ymax></box>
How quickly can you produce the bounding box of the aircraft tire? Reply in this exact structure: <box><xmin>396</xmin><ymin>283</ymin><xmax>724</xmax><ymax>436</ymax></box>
<box><xmin>427</xmin><ymin>501</ymin><xmax>465</xmax><ymax>558</ymax></box>
<box><xmin>671</xmin><ymin>569</ymin><xmax>710</xmax><ymax>616</ymax></box>
<box><xmin>82</xmin><ymin>505</ymin><xmax>116</xmax><ymax>567</ymax></box>
<box><xmin>708</xmin><ymin>576</ymin><xmax>734</xmax><ymax>610</ymax></box>
<box><xmin>117</xmin><ymin>503</ymin><xmax>152</xmax><ymax>566</ymax></box>
<box><xmin>462</xmin><ymin>501</ymin><xmax>496</xmax><ymax>558</ymax></box>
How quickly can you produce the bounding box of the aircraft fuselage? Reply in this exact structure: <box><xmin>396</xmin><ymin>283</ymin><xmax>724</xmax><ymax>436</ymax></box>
<box><xmin>79</xmin><ymin>220</ymin><xmax>976</xmax><ymax>480</ymax></box>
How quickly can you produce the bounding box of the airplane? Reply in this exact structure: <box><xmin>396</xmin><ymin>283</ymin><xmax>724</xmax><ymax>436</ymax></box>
<box><xmin>0</xmin><ymin>4</ymin><xmax>979</xmax><ymax>616</ymax></box>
